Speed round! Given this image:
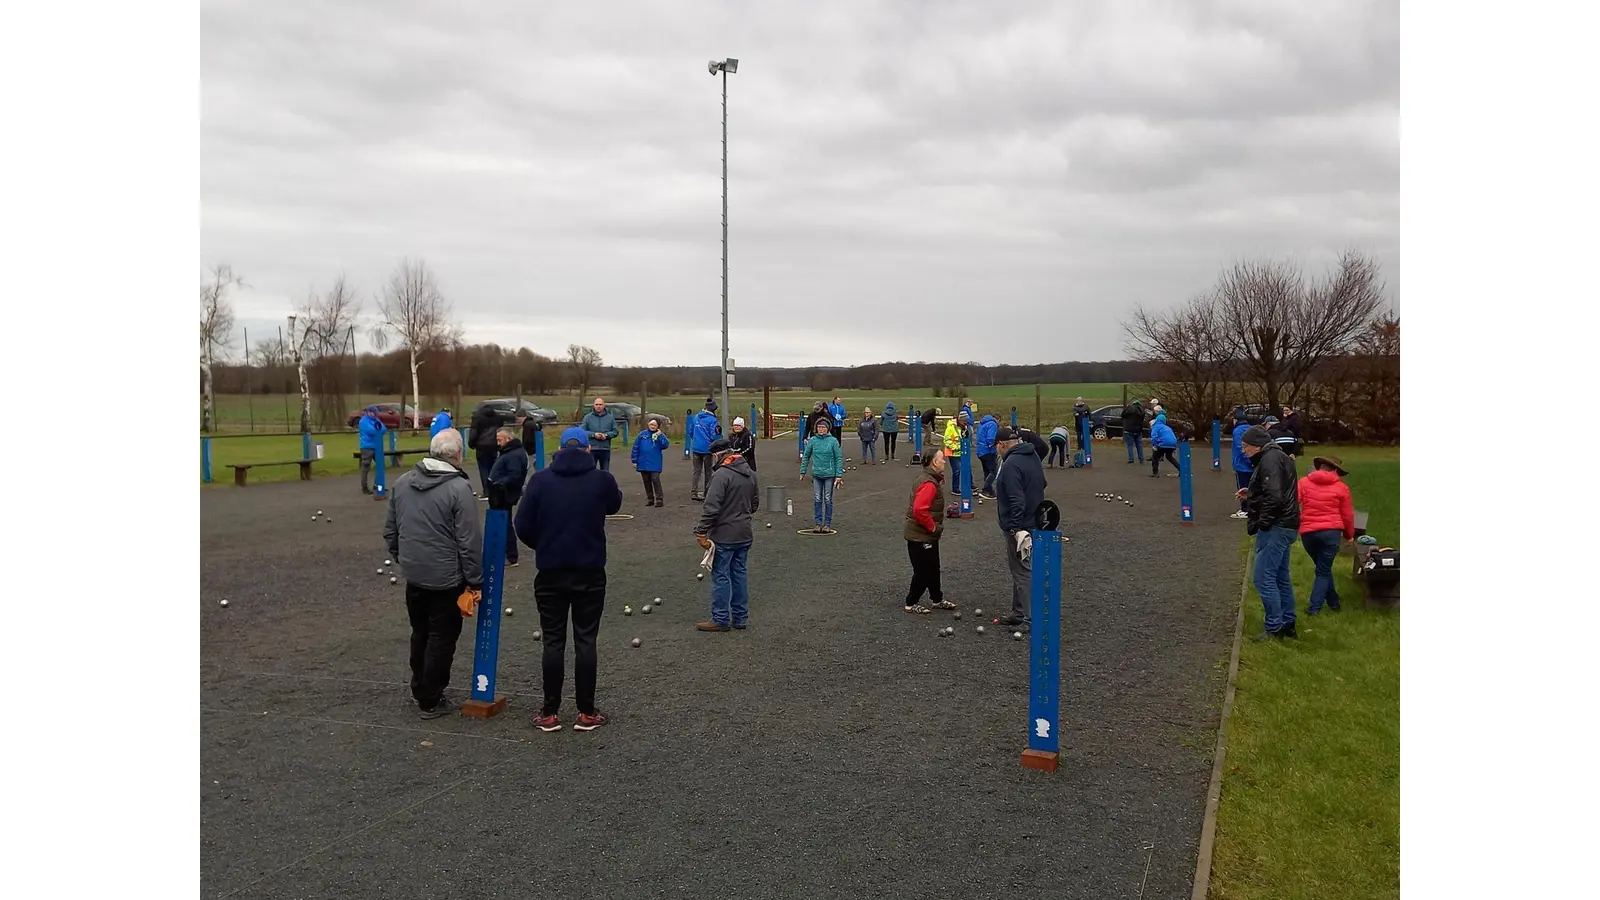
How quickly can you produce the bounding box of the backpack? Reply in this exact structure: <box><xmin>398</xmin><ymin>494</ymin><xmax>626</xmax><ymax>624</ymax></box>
<box><xmin>1362</xmin><ymin>548</ymin><xmax>1400</xmax><ymax>586</ymax></box>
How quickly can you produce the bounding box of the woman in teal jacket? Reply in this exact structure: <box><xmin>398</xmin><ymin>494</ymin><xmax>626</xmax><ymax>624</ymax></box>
<box><xmin>1149</xmin><ymin>412</ymin><xmax>1179</xmax><ymax>477</ymax></box>
<box><xmin>800</xmin><ymin>419</ymin><xmax>844</xmax><ymax>534</ymax></box>
<box><xmin>881</xmin><ymin>401</ymin><xmax>900</xmax><ymax>461</ymax></box>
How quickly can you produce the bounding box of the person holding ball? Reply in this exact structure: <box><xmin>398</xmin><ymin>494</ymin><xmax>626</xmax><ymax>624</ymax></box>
<box><xmin>800</xmin><ymin>419</ymin><xmax>844</xmax><ymax>534</ymax></box>
<box><xmin>630</xmin><ymin>417</ymin><xmax>670</xmax><ymax>507</ymax></box>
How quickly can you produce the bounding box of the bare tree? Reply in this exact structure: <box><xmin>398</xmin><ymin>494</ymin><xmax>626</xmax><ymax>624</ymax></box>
<box><xmin>567</xmin><ymin>344</ymin><xmax>603</xmax><ymax>414</ymax></box>
<box><xmin>1217</xmin><ymin>251</ymin><xmax>1386</xmax><ymax>414</ymax></box>
<box><xmin>298</xmin><ymin>275</ymin><xmax>362</xmax><ymax>427</ymax></box>
<box><xmin>373</xmin><ymin>259</ymin><xmax>456</xmax><ymax>428</ymax></box>
<box><xmin>1123</xmin><ymin>292</ymin><xmax>1234</xmax><ymax>428</ymax></box>
<box><xmin>200</xmin><ymin>265</ymin><xmax>243</xmax><ymax>432</ymax></box>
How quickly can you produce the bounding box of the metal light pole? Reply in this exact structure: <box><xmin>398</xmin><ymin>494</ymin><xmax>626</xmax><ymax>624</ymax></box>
<box><xmin>709</xmin><ymin>57</ymin><xmax>738</xmax><ymax>431</ymax></box>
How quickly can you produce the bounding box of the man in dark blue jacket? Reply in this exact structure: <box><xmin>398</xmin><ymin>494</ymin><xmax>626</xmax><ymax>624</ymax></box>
<box><xmin>358</xmin><ymin>406</ymin><xmax>387</xmax><ymax>495</ymax></box>
<box><xmin>514</xmin><ymin>426</ymin><xmax>623</xmax><ymax>733</ymax></box>
<box><xmin>993</xmin><ymin>426</ymin><xmax>1046</xmax><ymax>630</ymax></box>
<box><xmin>487</xmin><ymin>428</ymin><xmax>528</xmax><ymax>566</ymax></box>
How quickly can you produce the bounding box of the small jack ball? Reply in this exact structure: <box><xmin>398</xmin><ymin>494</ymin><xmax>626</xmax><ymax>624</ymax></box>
<box><xmin>631</xmin><ymin>638</ymin><xmax>642</xmax><ymax>648</ymax></box>
<box><xmin>220</xmin><ymin>599</ymin><xmax>229</xmax><ymax>608</ymax></box>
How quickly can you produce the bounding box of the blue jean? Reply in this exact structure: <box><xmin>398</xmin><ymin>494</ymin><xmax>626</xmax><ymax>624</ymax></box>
<box><xmin>1300</xmin><ymin>529</ymin><xmax>1343</xmax><ymax>613</ymax></box>
<box><xmin>1253</xmin><ymin>527</ymin><xmax>1297</xmax><ymax>632</ymax></box>
<box><xmin>948</xmin><ymin>458</ymin><xmax>962</xmax><ymax>494</ymax></box>
<box><xmin>812</xmin><ymin>476</ymin><xmax>836</xmax><ymax>525</ymax></box>
<box><xmin>862</xmin><ymin>439</ymin><xmax>877</xmax><ymax>463</ymax></box>
<box><xmin>710</xmin><ymin>540</ymin><xmax>751</xmax><ymax>627</ymax></box>
<box><xmin>1124</xmin><ymin>430</ymin><xmax>1144</xmax><ymax>462</ymax></box>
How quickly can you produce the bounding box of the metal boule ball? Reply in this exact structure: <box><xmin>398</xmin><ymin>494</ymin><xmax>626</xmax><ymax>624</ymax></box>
<box><xmin>220</xmin><ymin>599</ymin><xmax>229</xmax><ymax>607</ymax></box>
<box><xmin>632</xmin><ymin>638</ymin><xmax>641</xmax><ymax>648</ymax></box>
<box><xmin>376</xmin><ymin>568</ymin><xmax>384</xmax><ymax>574</ymax></box>
<box><xmin>974</xmin><ymin>608</ymin><xmax>983</xmax><ymax>616</ymax></box>
<box><xmin>504</xmin><ymin>607</ymin><xmax>513</xmax><ymax>616</ymax></box>
<box><xmin>624</xmin><ymin>606</ymin><xmax>633</xmax><ymax>616</ymax></box>
<box><xmin>642</xmin><ymin>605</ymin><xmax>651</xmax><ymax>614</ymax></box>
<box><xmin>389</xmin><ymin>577</ymin><xmax>397</xmax><ymax>584</ymax></box>
<box><xmin>976</xmin><ymin>625</ymin><xmax>984</xmax><ymax>634</ymax></box>
<box><xmin>385</xmin><ymin>559</ymin><xmax>392</xmax><ymax>566</ymax></box>
<box><xmin>953</xmin><ymin>612</ymin><xmax>961</xmax><ymax>620</ymax></box>
<box><xmin>1013</xmin><ymin>631</ymin><xmax>1023</xmax><ymax>641</ymax></box>
<box><xmin>532</xmin><ymin>629</ymin><xmax>542</xmax><ymax>640</ymax></box>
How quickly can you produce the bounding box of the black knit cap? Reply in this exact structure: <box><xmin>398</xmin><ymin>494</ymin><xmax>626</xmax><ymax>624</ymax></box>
<box><xmin>1241</xmin><ymin>425</ymin><xmax>1274</xmax><ymax>447</ymax></box>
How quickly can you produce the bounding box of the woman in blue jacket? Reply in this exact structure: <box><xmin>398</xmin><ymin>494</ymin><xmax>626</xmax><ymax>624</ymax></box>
<box><xmin>630</xmin><ymin>418</ymin><xmax>671</xmax><ymax>508</ymax></box>
<box><xmin>1149</xmin><ymin>412</ymin><xmax>1179</xmax><ymax>477</ymax></box>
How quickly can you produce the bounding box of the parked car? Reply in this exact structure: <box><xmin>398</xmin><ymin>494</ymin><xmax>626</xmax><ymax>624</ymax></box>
<box><xmin>480</xmin><ymin>398</ymin><xmax>559</xmax><ymax>427</ymax></box>
<box><xmin>1087</xmin><ymin>405</ymin><xmax>1152</xmax><ymax>440</ymax></box>
<box><xmin>346</xmin><ymin>403</ymin><xmax>433</xmax><ymax>430</ymax></box>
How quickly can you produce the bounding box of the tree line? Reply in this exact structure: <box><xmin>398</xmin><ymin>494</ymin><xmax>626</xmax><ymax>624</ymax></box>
<box><xmin>1121</xmin><ymin>250</ymin><xmax>1399</xmax><ymax>443</ymax></box>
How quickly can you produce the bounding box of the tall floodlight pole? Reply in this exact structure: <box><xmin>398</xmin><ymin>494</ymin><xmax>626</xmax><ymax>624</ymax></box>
<box><xmin>709</xmin><ymin>57</ymin><xmax>738</xmax><ymax>431</ymax></box>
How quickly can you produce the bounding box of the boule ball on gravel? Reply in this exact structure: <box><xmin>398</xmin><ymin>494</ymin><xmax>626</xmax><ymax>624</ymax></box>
<box><xmin>1013</xmin><ymin>631</ymin><xmax>1023</xmax><ymax>641</ymax></box>
<box><xmin>976</xmin><ymin>625</ymin><xmax>985</xmax><ymax>634</ymax></box>
<box><xmin>631</xmin><ymin>638</ymin><xmax>642</xmax><ymax>648</ymax></box>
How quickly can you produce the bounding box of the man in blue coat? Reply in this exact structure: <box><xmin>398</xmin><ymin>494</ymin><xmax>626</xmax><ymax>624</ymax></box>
<box><xmin>358</xmin><ymin>406</ymin><xmax>387</xmax><ymax>495</ymax></box>
<box><xmin>993</xmin><ymin>426</ymin><xmax>1046</xmax><ymax>630</ymax></box>
<box><xmin>689</xmin><ymin>400</ymin><xmax>722</xmax><ymax>501</ymax></box>
<box><xmin>514</xmin><ymin>427</ymin><xmax>623</xmax><ymax>733</ymax></box>
<box><xmin>975</xmin><ymin>413</ymin><xmax>1000</xmax><ymax>499</ymax></box>
<box><xmin>1230</xmin><ymin>418</ymin><xmax>1253</xmax><ymax>518</ymax></box>
<box><xmin>828</xmin><ymin>397</ymin><xmax>846</xmax><ymax>441</ymax></box>
<box><xmin>1149</xmin><ymin>412</ymin><xmax>1180</xmax><ymax>477</ymax></box>
<box><xmin>429</xmin><ymin>407</ymin><xmax>453</xmax><ymax>438</ymax></box>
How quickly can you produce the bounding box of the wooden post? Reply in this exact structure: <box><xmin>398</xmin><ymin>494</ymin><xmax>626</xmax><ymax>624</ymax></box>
<box><xmin>641</xmin><ymin>381</ymin><xmax>648</xmax><ymax>426</ymax></box>
<box><xmin>1034</xmin><ymin>383</ymin><xmax>1042</xmax><ymax>431</ymax></box>
<box><xmin>515</xmin><ymin>382</ymin><xmax>522</xmax><ymax>418</ymax></box>
<box><xmin>763</xmin><ymin>384</ymin><xmax>772</xmax><ymax>438</ymax></box>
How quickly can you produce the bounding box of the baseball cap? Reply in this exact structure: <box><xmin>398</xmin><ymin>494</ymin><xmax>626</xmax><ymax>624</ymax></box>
<box><xmin>560</xmin><ymin>426</ymin><xmax>590</xmax><ymax>448</ymax></box>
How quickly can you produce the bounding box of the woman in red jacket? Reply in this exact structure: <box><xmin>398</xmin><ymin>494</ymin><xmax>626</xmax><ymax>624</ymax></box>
<box><xmin>1298</xmin><ymin>455</ymin><xmax>1356</xmax><ymax>614</ymax></box>
<box><xmin>903</xmin><ymin>450</ymin><xmax>955</xmax><ymax>613</ymax></box>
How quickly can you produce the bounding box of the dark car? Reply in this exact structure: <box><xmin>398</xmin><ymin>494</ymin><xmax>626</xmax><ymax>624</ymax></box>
<box><xmin>1087</xmin><ymin>404</ymin><xmax>1152</xmax><ymax>440</ymax></box>
<box><xmin>346</xmin><ymin>403</ymin><xmax>434</xmax><ymax>430</ymax></box>
<box><xmin>481</xmin><ymin>398</ymin><xmax>559</xmax><ymax>427</ymax></box>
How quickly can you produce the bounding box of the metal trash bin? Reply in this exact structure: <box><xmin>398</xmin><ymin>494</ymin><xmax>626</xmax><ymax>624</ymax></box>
<box><xmin>764</xmin><ymin>484</ymin><xmax>788</xmax><ymax>514</ymax></box>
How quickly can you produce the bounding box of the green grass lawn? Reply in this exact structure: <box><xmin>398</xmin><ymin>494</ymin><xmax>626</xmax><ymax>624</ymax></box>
<box><xmin>202</xmin><ymin>431</ymin><xmax>434</xmax><ymax>486</ymax></box>
<box><xmin>1210</xmin><ymin>445</ymin><xmax>1400</xmax><ymax>900</ymax></box>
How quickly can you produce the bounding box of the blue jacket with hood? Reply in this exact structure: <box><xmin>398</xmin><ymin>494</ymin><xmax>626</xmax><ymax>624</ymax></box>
<box><xmin>828</xmin><ymin>401</ymin><xmax>846</xmax><ymax>429</ymax></box>
<box><xmin>429</xmin><ymin>410</ymin><xmax>453</xmax><ymax>437</ymax></box>
<box><xmin>1150</xmin><ymin>415</ymin><xmax>1178</xmax><ymax>449</ymax></box>
<box><xmin>975</xmin><ymin>415</ymin><xmax>999</xmax><ymax>456</ymax></box>
<box><xmin>1231</xmin><ymin>422</ymin><xmax>1252</xmax><ymax>472</ymax></box>
<box><xmin>359</xmin><ymin>409</ymin><xmax>387</xmax><ymax>451</ymax></box>
<box><xmin>690</xmin><ymin>410</ymin><xmax>721</xmax><ymax>454</ymax></box>
<box><xmin>631</xmin><ymin>429</ymin><xmax>670</xmax><ymax>472</ymax></box>
<box><xmin>514</xmin><ymin>447</ymin><xmax>623</xmax><ymax>570</ymax></box>
<box><xmin>882</xmin><ymin>401</ymin><xmax>899</xmax><ymax>433</ymax></box>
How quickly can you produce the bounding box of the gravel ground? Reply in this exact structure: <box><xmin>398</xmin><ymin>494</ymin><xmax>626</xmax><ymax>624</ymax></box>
<box><xmin>202</xmin><ymin>441</ymin><xmax>1242</xmax><ymax>899</ymax></box>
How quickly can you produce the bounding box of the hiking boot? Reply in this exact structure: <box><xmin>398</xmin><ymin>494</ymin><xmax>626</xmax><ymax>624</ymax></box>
<box><xmin>696</xmin><ymin>621</ymin><xmax>731</xmax><ymax>632</ymax></box>
<box><xmin>419</xmin><ymin>696</ymin><xmax>454</xmax><ymax>720</ymax></box>
<box><xmin>732</xmin><ymin>621</ymin><xmax>748</xmax><ymax>630</ymax></box>
<box><xmin>574</xmin><ymin>711</ymin><xmax>609</xmax><ymax>732</ymax></box>
<box><xmin>532</xmin><ymin>712</ymin><xmax>561</xmax><ymax>732</ymax></box>
<box><xmin>1280</xmin><ymin>625</ymin><xmax>1299</xmax><ymax>639</ymax></box>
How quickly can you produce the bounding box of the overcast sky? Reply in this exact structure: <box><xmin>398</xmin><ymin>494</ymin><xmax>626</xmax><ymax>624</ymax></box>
<box><xmin>201</xmin><ymin>0</ymin><xmax>1398</xmax><ymax>368</ymax></box>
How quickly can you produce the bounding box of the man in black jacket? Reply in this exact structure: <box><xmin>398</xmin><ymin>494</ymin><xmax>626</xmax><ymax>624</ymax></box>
<box><xmin>469</xmin><ymin>404</ymin><xmax>501</xmax><ymax>499</ymax></box>
<box><xmin>1237</xmin><ymin>425</ymin><xmax>1302</xmax><ymax>640</ymax></box>
<box><xmin>1071</xmin><ymin>397</ymin><xmax>1090</xmax><ymax>449</ymax></box>
<box><xmin>487</xmin><ymin>428</ymin><xmax>528</xmax><ymax>567</ymax></box>
<box><xmin>1120</xmin><ymin>399</ymin><xmax>1146</xmax><ymax>464</ymax></box>
<box><xmin>993</xmin><ymin>426</ymin><xmax>1046</xmax><ymax>630</ymax></box>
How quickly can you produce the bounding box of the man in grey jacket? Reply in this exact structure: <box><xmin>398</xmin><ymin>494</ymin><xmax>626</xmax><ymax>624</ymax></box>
<box><xmin>693</xmin><ymin>438</ymin><xmax>760</xmax><ymax>633</ymax></box>
<box><xmin>581</xmin><ymin>397</ymin><xmax>619</xmax><ymax>472</ymax></box>
<box><xmin>383</xmin><ymin>429</ymin><xmax>484</xmax><ymax>719</ymax></box>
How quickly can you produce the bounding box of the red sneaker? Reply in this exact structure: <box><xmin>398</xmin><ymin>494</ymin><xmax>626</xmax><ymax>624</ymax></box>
<box><xmin>532</xmin><ymin>713</ymin><xmax>561</xmax><ymax>732</ymax></box>
<box><xmin>574</xmin><ymin>711</ymin><xmax>609</xmax><ymax>732</ymax></box>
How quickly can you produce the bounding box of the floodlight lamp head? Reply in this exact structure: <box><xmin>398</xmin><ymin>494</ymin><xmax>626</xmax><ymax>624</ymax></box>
<box><xmin>724</xmin><ymin>58</ymin><xmax>738</xmax><ymax>73</ymax></box>
<box><xmin>708</xmin><ymin>60</ymin><xmax>720</xmax><ymax>75</ymax></box>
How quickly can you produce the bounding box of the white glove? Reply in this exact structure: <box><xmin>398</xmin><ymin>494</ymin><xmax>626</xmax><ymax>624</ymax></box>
<box><xmin>699</xmin><ymin>543</ymin><xmax>716</xmax><ymax>570</ymax></box>
<box><xmin>1013</xmin><ymin>530</ymin><xmax>1032</xmax><ymax>562</ymax></box>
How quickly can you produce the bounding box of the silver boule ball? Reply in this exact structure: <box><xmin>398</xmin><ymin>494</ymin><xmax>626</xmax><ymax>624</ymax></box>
<box><xmin>632</xmin><ymin>638</ymin><xmax>641</xmax><ymax>648</ymax></box>
<box><xmin>532</xmin><ymin>629</ymin><xmax>542</xmax><ymax>640</ymax></box>
<box><xmin>1013</xmin><ymin>631</ymin><xmax>1023</xmax><ymax>641</ymax></box>
<box><xmin>976</xmin><ymin>625</ymin><xmax>984</xmax><ymax>634</ymax></box>
<box><xmin>974</xmin><ymin>608</ymin><xmax>983</xmax><ymax>616</ymax></box>
<box><xmin>376</xmin><ymin>568</ymin><xmax>384</xmax><ymax>574</ymax></box>
<box><xmin>389</xmin><ymin>576</ymin><xmax>397</xmax><ymax>584</ymax></box>
<box><xmin>642</xmin><ymin>605</ymin><xmax>651</xmax><ymax>614</ymax></box>
<box><xmin>220</xmin><ymin>599</ymin><xmax>229</xmax><ymax>607</ymax></box>
<box><xmin>504</xmin><ymin>607</ymin><xmax>513</xmax><ymax>616</ymax></box>
<box><xmin>953</xmin><ymin>612</ymin><xmax>962</xmax><ymax>621</ymax></box>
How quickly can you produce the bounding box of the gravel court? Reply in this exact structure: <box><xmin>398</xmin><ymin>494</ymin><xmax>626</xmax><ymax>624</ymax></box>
<box><xmin>201</xmin><ymin>438</ymin><xmax>1244</xmax><ymax>899</ymax></box>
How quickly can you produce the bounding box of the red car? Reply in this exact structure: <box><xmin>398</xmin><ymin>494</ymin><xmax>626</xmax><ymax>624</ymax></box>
<box><xmin>346</xmin><ymin>403</ymin><xmax>434</xmax><ymax>429</ymax></box>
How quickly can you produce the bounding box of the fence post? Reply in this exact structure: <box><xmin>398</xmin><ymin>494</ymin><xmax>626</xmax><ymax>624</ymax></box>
<box><xmin>302</xmin><ymin>432</ymin><xmax>312</xmax><ymax>460</ymax></box>
<box><xmin>959</xmin><ymin>431</ymin><xmax>975</xmax><ymax>518</ymax></box>
<box><xmin>532</xmin><ymin>425</ymin><xmax>546</xmax><ymax>472</ymax></box>
<box><xmin>1179</xmin><ymin>442</ymin><xmax>1194</xmax><ymax>525</ymax></box>
<box><xmin>1021</xmin><ymin>528</ymin><xmax>1063</xmax><ymax>773</ymax></box>
<box><xmin>1010</xmin><ymin>406</ymin><xmax>1018</xmax><ymax>429</ymax></box>
<box><xmin>910</xmin><ymin>407</ymin><xmax>922</xmax><ymax>464</ymax></box>
<box><xmin>462</xmin><ymin>507</ymin><xmax>509</xmax><ymax>718</ymax></box>
<box><xmin>685</xmin><ymin>408</ymin><xmax>694</xmax><ymax>458</ymax></box>
<box><xmin>375</xmin><ymin>443</ymin><xmax>388</xmax><ymax>499</ymax></box>
<box><xmin>1211</xmin><ymin>419</ymin><xmax>1222</xmax><ymax>471</ymax></box>
<box><xmin>1080</xmin><ymin>418</ymin><xmax>1093</xmax><ymax>467</ymax></box>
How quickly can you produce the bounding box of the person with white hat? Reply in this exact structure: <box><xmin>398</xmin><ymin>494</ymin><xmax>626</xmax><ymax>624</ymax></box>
<box><xmin>726</xmin><ymin>415</ymin><xmax>757</xmax><ymax>471</ymax></box>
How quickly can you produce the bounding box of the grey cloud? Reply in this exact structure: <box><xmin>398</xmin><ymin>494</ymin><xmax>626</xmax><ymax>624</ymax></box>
<box><xmin>202</xmin><ymin>0</ymin><xmax>1398</xmax><ymax>367</ymax></box>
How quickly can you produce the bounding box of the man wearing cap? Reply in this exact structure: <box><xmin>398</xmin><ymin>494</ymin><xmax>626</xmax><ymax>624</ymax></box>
<box><xmin>726</xmin><ymin>415</ymin><xmax>757</xmax><ymax>471</ymax></box>
<box><xmin>693</xmin><ymin>437</ymin><xmax>760</xmax><ymax>632</ymax></box>
<box><xmin>1236</xmin><ymin>425</ymin><xmax>1301</xmax><ymax>640</ymax></box>
<box><xmin>581</xmin><ymin>397</ymin><xmax>619</xmax><ymax>472</ymax></box>
<box><xmin>514</xmin><ymin>426</ymin><xmax>624</xmax><ymax>732</ymax></box>
<box><xmin>358</xmin><ymin>405</ymin><xmax>388</xmax><ymax>495</ymax></box>
<box><xmin>992</xmin><ymin>426</ymin><xmax>1046</xmax><ymax>630</ymax></box>
<box><xmin>689</xmin><ymin>399</ymin><xmax>722</xmax><ymax>501</ymax></box>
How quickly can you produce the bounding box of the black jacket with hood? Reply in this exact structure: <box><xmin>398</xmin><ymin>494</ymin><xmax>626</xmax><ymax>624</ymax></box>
<box><xmin>695</xmin><ymin>453</ymin><xmax>760</xmax><ymax>545</ymax></box>
<box><xmin>383</xmin><ymin>457</ymin><xmax>484</xmax><ymax>591</ymax></box>
<box><xmin>726</xmin><ymin>428</ymin><xmax>757</xmax><ymax>470</ymax></box>
<box><xmin>994</xmin><ymin>441</ymin><xmax>1046</xmax><ymax>534</ymax></box>
<box><xmin>1121</xmin><ymin>401</ymin><xmax>1146</xmax><ymax>432</ymax></box>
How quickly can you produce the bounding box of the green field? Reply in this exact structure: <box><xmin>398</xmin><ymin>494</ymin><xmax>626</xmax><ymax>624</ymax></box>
<box><xmin>1210</xmin><ymin>445</ymin><xmax>1401</xmax><ymax>900</ymax></box>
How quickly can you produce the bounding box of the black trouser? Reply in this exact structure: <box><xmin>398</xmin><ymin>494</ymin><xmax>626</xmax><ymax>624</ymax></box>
<box><xmin>534</xmin><ymin>567</ymin><xmax>606</xmax><ymax>716</ymax></box>
<box><xmin>979</xmin><ymin>453</ymin><xmax>998</xmax><ymax>494</ymax></box>
<box><xmin>906</xmin><ymin>539</ymin><xmax>943</xmax><ymax>605</ymax></box>
<box><xmin>360</xmin><ymin>448</ymin><xmax>376</xmax><ymax>492</ymax></box>
<box><xmin>501</xmin><ymin>504</ymin><xmax>519</xmax><ymax>563</ymax></box>
<box><xmin>640</xmin><ymin>470</ymin><xmax>662</xmax><ymax>503</ymax></box>
<box><xmin>476</xmin><ymin>448</ymin><xmax>497</xmax><ymax>494</ymax></box>
<box><xmin>884</xmin><ymin>432</ymin><xmax>898</xmax><ymax>458</ymax></box>
<box><xmin>406</xmin><ymin>582</ymin><xmax>465</xmax><ymax>710</ymax></box>
<box><xmin>1047</xmin><ymin>437</ymin><xmax>1067</xmax><ymax>467</ymax></box>
<box><xmin>1152</xmin><ymin>447</ymin><xmax>1179</xmax><ymax>474</ymax></box>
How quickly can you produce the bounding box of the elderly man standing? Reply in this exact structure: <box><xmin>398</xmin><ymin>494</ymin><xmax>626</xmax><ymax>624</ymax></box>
<box><xmin>1237</xmin><ymin>425</ymin><xmax>1302</xmax><ymax>640</ymax></box>
<box><xmin>515</xmin><ymin>426</ymin><xmax>623</xmax><ymax>732</ymax></box>
<box><xmin>383</xmin><ymin>429</ymin><xmax>483</xmax><ymax>719</ymax></box>
<box><xmin>694</xmin><ymin>437</ymin><xmax>760</xmax><ymax>632</ymax></box>
<box><xmin>993</xmin><ymin>426</ymin><xmax>1046</xmax><ymax>631</ymax></box>
<box><xmin>581</xmin><ymin>397</ymin><xmax>619</xmax><ymax>471</ymax></box>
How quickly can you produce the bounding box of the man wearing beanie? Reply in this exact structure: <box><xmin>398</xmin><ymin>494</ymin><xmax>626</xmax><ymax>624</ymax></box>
<box><xmin>1237</xmin><ymin>425</ymin><xmax>1301</xmax><ymax>640</ymax></box>
<box><xmin>514</xmin><ymin>426</ymin><xmax>623</xmax><ymax>732</ymax></box>
<box><xmin>694</xmin><ymin>437</ymin><xmax>760</xmax><ymax>632</ymax></box>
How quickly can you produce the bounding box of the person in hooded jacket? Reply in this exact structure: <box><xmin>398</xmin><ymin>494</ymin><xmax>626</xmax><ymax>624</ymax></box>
<box><xmin>694</xmin><ymin>437</ymin><xmax>760</xmax><ymax>632</ymax></box>
<box><xmin>1230</xmin><ymin>418</ymin><xmax>1254</xmax><ymax>519</ymax></box>
<box><xmin>975</xmin><ymin>413</ymin><xmax>1001</xmax><ymax>499</ymax></box>
<box><xmin>429</xmin><ymin>407</ymin><xmax>453</xmax><ymax>438</ymax></box>
<box><xmin>829</xmin><ymin>396</ymin><xmax>847</xmax><ymax>439</ymax></box>
<box><xmin>1149</xmin><ymin>412</ymin><xmax>1179</xmax><ymax>476</ymax></box>
<box><xmin>1120</xmin><ymin>399</ymin><xmax>1147</xmax><ymax>464</ymax></box>
<box><xmin>689</xmin><ymin>400</ymin><xmax>722</xmax><ymax>501</ymax></box>
<box><xmin>800</xmin><ymin>418</ymin><xmax>844</xmax><ymax>534</ymax></box>
<box><xmin>469</xmin><ymin>403</ymin><xmax>501</xmax><ymax>499</ymax></box>
<box><xmin>858</xmin><ymin>407</ymin><xmax>880</xmax><ymax>465</ymax></box>
<box><xmin>1237</xmin><ymin>425</ymin><xmax>1301</xmax><ymax>640</ymax></box>
<box><xmin>993</xmin><ymin>426</ymin><xmax>1046</xmax><ymax>630</ymax></box>
<box><xmin>881</xmin><ymin>401</ymin><xmax>901</xmax><ymax>460</ymax></box>
<box><xmin>487</xmin><ymin>427</ymin><xmax>529</xmax><ymax>567</ymax></box>
<box><xmin>383</xmin><ymin>429</ymin><xmax>483</xmax><ymax>719</ymax></box>
<box><xmin>358</xmin><ymin>406</ymin><xmax>388</xmax><ymax>495</ymax></box>
<box><xmin>1297</xmin><ymin>456</ymin><xmax>1355</xmax><ymax>614</ymax></box>
<box><xmin>631</xmin><ymin>417</ymin><xmax>670</xmax><ymax>507</ymax></box>
<box><xmin>514</xmin><ymin>427</ymin><xmax>623</xmax><ymax>733</ymax></box>
<box><xmin>943</xmin><ymin>410</ymin><xmax>971</xmax><ymax>495</ymax></box>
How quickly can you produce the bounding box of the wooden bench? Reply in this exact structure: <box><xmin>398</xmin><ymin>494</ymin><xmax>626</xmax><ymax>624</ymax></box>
<box><xmin>352</xmin><ymin>447</ymin><xmax>431</xmax><ymax>468</ymax></box>
<box><xmin>228</xmin><ymin>459</ymin><xmax>314</xmax><ymax>487</ymax></box>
